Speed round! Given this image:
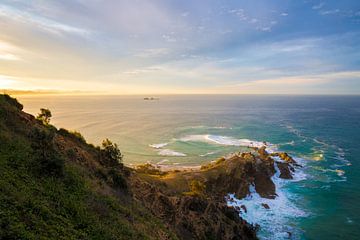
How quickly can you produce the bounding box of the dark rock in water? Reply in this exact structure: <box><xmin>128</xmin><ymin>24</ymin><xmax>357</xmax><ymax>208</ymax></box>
<box><xmin>276</xmin><ymin>162</ymin><xmax>293</xmax><ymax>179</ymax></box>
<box><xmin>240</xmin><ymin>205</ymin><xmax>248</xmax><ymax>213</ymax></box>
<box><xmin>261</xmin><ymin>203</ymin><xmax>270</xmax><ymax>209</ymax></box>
<box><xmin>253</xmin><ymin>153</ymin><xmax>277</xmax><ymax>199</ymax></box>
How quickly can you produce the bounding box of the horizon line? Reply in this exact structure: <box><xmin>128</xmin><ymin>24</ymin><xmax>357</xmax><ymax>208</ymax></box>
<box><xmin>2</xmin><ymin>89</ymin><xmax>359</xmax><ymax>97</ymax></box>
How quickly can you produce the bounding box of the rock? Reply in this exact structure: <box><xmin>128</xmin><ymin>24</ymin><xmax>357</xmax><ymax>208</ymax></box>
<box><xmin>276</xmin><ymin>162</ymin><xmax>293</xmax><ymax>179</ymax></box>
<box><xmin>258</xmin><ymin>146</ymin><xmax>268</xmax><ymax>158</ymax></box>
<box><xmin>240</xmin><ymin>205</ymin><xmax>247</xmax><ymax>213</ymax></box>
<box><xmin>278</xmin><ymin>152</ymin><xmax>296</xmax><ymax>164</ymax></box>
<box><xmin>261</xmin><ymin>203</ymin><xmax>270</xmax><ymax>209</ymax></box>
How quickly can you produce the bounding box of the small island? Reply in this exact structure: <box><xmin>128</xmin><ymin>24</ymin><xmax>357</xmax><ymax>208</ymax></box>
<box><xmin>144</xmin><ymin>97</ymin><xmax>160</xmax><ymax>100</ymax></box>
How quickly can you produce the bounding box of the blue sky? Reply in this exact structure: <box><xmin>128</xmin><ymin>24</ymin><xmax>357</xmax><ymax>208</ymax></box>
<box><xmin>0</xmin><ymin>0</ymin><xmax>359</xmax><ymax>94</ymax></box>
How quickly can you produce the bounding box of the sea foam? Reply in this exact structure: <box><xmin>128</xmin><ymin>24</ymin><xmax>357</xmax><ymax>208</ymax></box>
<box><xmin>158</xmin><ymin>149</ymin><xmax>187</xmax><ymax>157</ymax></box>
<box><xmin>227</xmin><ymin>157</ymin><xmax>307</xmax><ymax>239</ymax></box>
<box><xmin>149</xmin><ymin>143</ymin><xmax>169</xmax><ymax>149</ymax></box>
<box><xmin>179</xmin><ymin>134</ymin><xmax>268</xmax><ymax>148</ymax></box>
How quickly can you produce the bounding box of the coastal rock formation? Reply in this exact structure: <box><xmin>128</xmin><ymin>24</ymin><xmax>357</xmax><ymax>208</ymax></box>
<box><xmin>276</xmin><ymin>162</ymin><xmax>294</xmax><ymax>179</ymax></box>
<box><xmin>0</xmin><ymin>94</ymin><xmax>299</xmax><ymax>240</ymax></box>
<box><xmin>131</xmin><ymin>178</ymin><xmax>257</xmax><ymax>240</ymax></box>
<box><xmin>131</xmin><ymin>146</ymin><xmax>300</xmax><ymax>239</ymax></box>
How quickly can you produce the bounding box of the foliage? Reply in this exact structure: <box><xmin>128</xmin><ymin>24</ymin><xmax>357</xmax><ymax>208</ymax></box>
<box><xmin>0</xmin><ymin>94</ymin><xmax>178</xmax><ymax>240</ymax></box>
<box><xmin>101</xmin><ymin>138</ymin><xmax>123</xmax><ymax>167</ymax></box>
<box><xmin>136</xmin><ymin>163</ymin><xmax>164</xmax><ymax>175</ymax></box>
<box><xmin>58</xmin><ymin>128</ymin><xmax>86</xmax><ymax>144</ymax></box>
<box><xmin>29</xmin><ymin>127</ymin><xmax>64</xmax><ymax>177</ymax></box>
<box><xmin>108</xmin><ymin>169</ymin><xmax>128</xmax><ymax>189</ymax></box>
<box><xmin>185</xmin><ymin>180</ymin><xmax>206</xmax><ymax>196</ymax></box>
<box><xmin>36</xmin><ymin>108</ymin><xmax>52</xmax><ymax>125</ymax></box>
<box><xmin>0</xmin><ymin>94</ymin><xmax>23</xmax><ymax>110</ymax></box>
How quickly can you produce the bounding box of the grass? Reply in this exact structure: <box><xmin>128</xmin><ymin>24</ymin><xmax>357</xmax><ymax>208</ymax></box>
<box><xmin>0</xmin><ymin>95</ymin><xmax>177</xmax><ymax>240</ymax></box>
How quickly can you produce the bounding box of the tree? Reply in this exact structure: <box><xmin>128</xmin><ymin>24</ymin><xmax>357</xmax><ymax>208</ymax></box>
<box><xmin>101</xmin><ymin>138</ymin><xmax>123</xmax><ymax>167</ymax></box>
<box><xmin>36</xmin><ymin>108</ymin><xmax>52</xmax><ymax>125</ymax></box>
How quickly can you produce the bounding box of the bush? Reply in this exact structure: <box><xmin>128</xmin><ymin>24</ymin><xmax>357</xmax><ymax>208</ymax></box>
<box><xmin>136</xmin><ymin>163</ymin><xmax>164</xmax><ymax>175</ymax></box>
<box><xmin>66</xmin><ymin>148</ymin><xmax>77</xmax><ymax>159</ymax></box>
<box><xmin>58</xmin><ymin>128</ymin><xmax>86</xmax><ymax>144</ymax></box>
<box><xmin>108</xmin><ymin>169</ymin><xmax>127</xmax><ymax>189</ymax></box>
<box><xmin>189</xmin><ymin>180</ymin><xmax>206</xmax><ymax>195</ymax></box>
<box><xmin>30</xmin><ymin>127</ymin><xmax>64</xmax><ymax>177</ymax></box>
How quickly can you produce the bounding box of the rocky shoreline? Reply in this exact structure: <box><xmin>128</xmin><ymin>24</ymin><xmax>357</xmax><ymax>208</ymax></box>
<box><xmin>132</xmin><ymin>146</ymin><xmax>301</xmax><ymax>239</ymax></box>
<box><xmin>0</xmin><ymin>94</ymin><xmax>300</xmax><ymax>240</ymax></box>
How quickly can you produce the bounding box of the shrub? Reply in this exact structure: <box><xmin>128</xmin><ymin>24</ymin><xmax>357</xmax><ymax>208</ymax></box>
<box><xmin>36</xmin><ymin>108</ymin><xmax>52</xmax><ymax>125</ymax></box>
<box><xmin>136</xmin><ymin>163</ymin><xmax>164</xmax><ymax>175</ymax></box>
<box><xmin>108</xmin><ymin>169</ymin><xmax>127</xmax><ymax>189</ymax></box>
<box><xmin>30</xmin><ymin>127</ymin><xmax>64</xmax><ymax>177</ymax></box>
<box><xmin>66</xmin><ymin>148</ymin><xmax>77</xmax><ymax>159</ymax></box>
<box><xmin>58</xmin><ymin>128</ymin><xmax>86</xmax><ymax>144</ymax></box>
<box><xmin>189</xmin><ymin>180</ymin><xmax>206</xmax><ymax>195</ymax></box>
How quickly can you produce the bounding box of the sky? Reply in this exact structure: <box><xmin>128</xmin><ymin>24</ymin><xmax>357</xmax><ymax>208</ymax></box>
<box><xmin>0</xmin><ymin>0</ymin><xmax>359</xmax><ymax>94</ymax></box>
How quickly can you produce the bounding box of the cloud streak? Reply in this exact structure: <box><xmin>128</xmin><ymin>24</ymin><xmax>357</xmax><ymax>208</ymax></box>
<box><xmin>0</xmin><ymin>4</ymin><xmax>91</xmax><ymax>37</ymax></box>
<box><xmin>0</xmin><ymin>0</ymin><xmax>359</xmax><ymax>94</ymax></box>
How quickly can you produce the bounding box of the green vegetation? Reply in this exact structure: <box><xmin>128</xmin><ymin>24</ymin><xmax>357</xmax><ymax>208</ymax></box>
<box><xmin>100</xmin><ymin>138</ymin><xmax>123</xmax><ymax>167</ymax></box>
<box><xmin>0</xmin><ymin>94</ymin><xmax>177</xmax><ymax>240</ymax></box>
<box><xmin>36</xmin><ymin>108</ymin><xmax>52</xmax><ymax>125</ymax></box>
<box><xmin>183</xmin><ymin>180</ymin><xmax>206</xmax><ymax>196</ymax></box>
<box><xmin>58</xmin><ymin>128</ymin><xmax>86</xmax><ymax>144</ymax></box>
<box><xmin>30</xmin><ymin>127</ymin><xmax>65</xmax><ymax>177</ymax></box>
<box><xmin>136</xmin><ymin>163</ymin><xmax>165</xmax><ymax>176</ymax></box>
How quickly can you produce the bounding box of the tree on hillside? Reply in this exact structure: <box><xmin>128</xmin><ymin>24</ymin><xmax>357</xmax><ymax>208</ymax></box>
<box><xmin>36</xmin><ymin>108</ymin><xmax>52</xmax><ymax>125</ymax></box>
<box><xmin>101</xmin><ymin>138</ymin><xmax>123</xmax><ymax>167</ymax></box>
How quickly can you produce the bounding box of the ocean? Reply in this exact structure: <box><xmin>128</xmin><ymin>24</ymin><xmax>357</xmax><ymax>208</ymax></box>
<box><xmin>18</xmin><ymin>95</ymin><xmax>360</xmax><ymax>239</ymax></box>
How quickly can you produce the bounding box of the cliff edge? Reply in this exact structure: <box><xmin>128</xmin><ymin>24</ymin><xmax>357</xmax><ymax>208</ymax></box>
<box><xmin>0</xmin><ymin>94</ymin><xmax>297</xmax><ymax>239</ymax></box>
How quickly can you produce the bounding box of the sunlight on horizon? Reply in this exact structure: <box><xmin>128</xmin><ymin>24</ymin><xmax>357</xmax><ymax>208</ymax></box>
<box><xmin>0</xmin><ymin>1</ymin><xmax>359</xmax><ymax>94</ymax></box>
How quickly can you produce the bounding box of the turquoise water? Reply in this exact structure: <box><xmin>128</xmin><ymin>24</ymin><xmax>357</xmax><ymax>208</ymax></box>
<box><xmin>19</xmin><ymin>95</ymin><xmax>360</xmax><ymax>239</ymax></box>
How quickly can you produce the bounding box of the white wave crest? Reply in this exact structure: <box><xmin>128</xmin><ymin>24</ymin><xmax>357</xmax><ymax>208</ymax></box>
<box><xmin>149</xmin><ymin>142</ymin><xmax>168</xmax><ymax>149</ymax></box>
<box><xmin>158</xmin><ymin>149</ymin><xmax>187</xmax><ymax>157</ymax></box>
<box><xmin>199</xmin><ymin>151</ymin><xmax>217</xmax><ymax>157</ymax></box>
<box><xmin>179</xmin><ymin>134</ymin><xmax>269</xmax><ymax>149</ymax></box>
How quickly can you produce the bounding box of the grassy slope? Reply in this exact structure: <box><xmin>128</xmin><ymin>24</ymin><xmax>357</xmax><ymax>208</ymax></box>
<box><xmin>0</xmin><ymin>95</ymin><xmax>177</xmax><ymax>240</ymax></box>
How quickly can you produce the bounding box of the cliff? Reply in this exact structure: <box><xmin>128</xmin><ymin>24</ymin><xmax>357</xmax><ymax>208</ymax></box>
<box><xmin>0</xmin><ymin>94</ymin><xmax>297</xmax><ymax>239</ymax></box>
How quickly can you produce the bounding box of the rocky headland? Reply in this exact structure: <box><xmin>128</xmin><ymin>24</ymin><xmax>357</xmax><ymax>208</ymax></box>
<box><xmin>0</xmin><ymin>94</ymin><xmax>299</xmax><ymax>240</ymax></box>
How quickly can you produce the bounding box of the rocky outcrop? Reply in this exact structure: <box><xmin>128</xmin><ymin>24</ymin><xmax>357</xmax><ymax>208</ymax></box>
<box><xmin>276</xmin><ymin>162</ymin><xmax>294</xmax><ymax>179</ymax></box>
<box><xmin>131</xmin><ymin>147</ymin><xmax>299</xmax><ymax>239</ymax></box>
<box><xmin>131</xmin><ymin>177</ymin><xmax>258</xmax><ymax>240</ymax></box>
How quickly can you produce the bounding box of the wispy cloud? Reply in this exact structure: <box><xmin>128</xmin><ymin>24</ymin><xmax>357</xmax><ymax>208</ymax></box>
<box><xmin>320</xmin><ymin>9</ymin><xmax>340</xmax><ymax>16</ymax></box>
<box><xmin>0</xmin><ymin>40</ymin><xmax>22</xmax><ymax>61</ymax></box>
<box><xmin>312</xmin><ymin>2</ymin><xmax>325</xmax><ymax>10</ymax></box>
<box><xmin>0</xmin><ymin>4</ymin><xmax>91</xmax><ymax>37</ymax></box>
<box><xmin>240</xmin><ymin>71</ymin><xmax>360</xmax><ymax>86</ymax></box>
<box><xmin>134</xmin><ymin>48</ymin><xmax>170</xmax><ymax>58</ymax></box>
<box><xmin>0</xmin><ymin>1</ymin><xmax>358</xmax><ymax>94</ymax></box>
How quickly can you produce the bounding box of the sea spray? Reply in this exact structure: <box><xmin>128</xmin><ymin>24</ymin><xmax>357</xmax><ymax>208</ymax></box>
<box><xmin>227</xmin><ymin>156</ymin><xmax>308</xmax><ymax>240</ymax></box>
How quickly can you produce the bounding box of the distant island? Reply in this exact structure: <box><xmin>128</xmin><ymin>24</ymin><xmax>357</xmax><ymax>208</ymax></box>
<box><xmin>144</xmin><ymin>97</ymin><xmax>160</xmax><ymax>100</ymax></box>
<box><xmin>0</xmin><ymin>94</ymin><xmax>300</xmax><ymax>239</ymax></box>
